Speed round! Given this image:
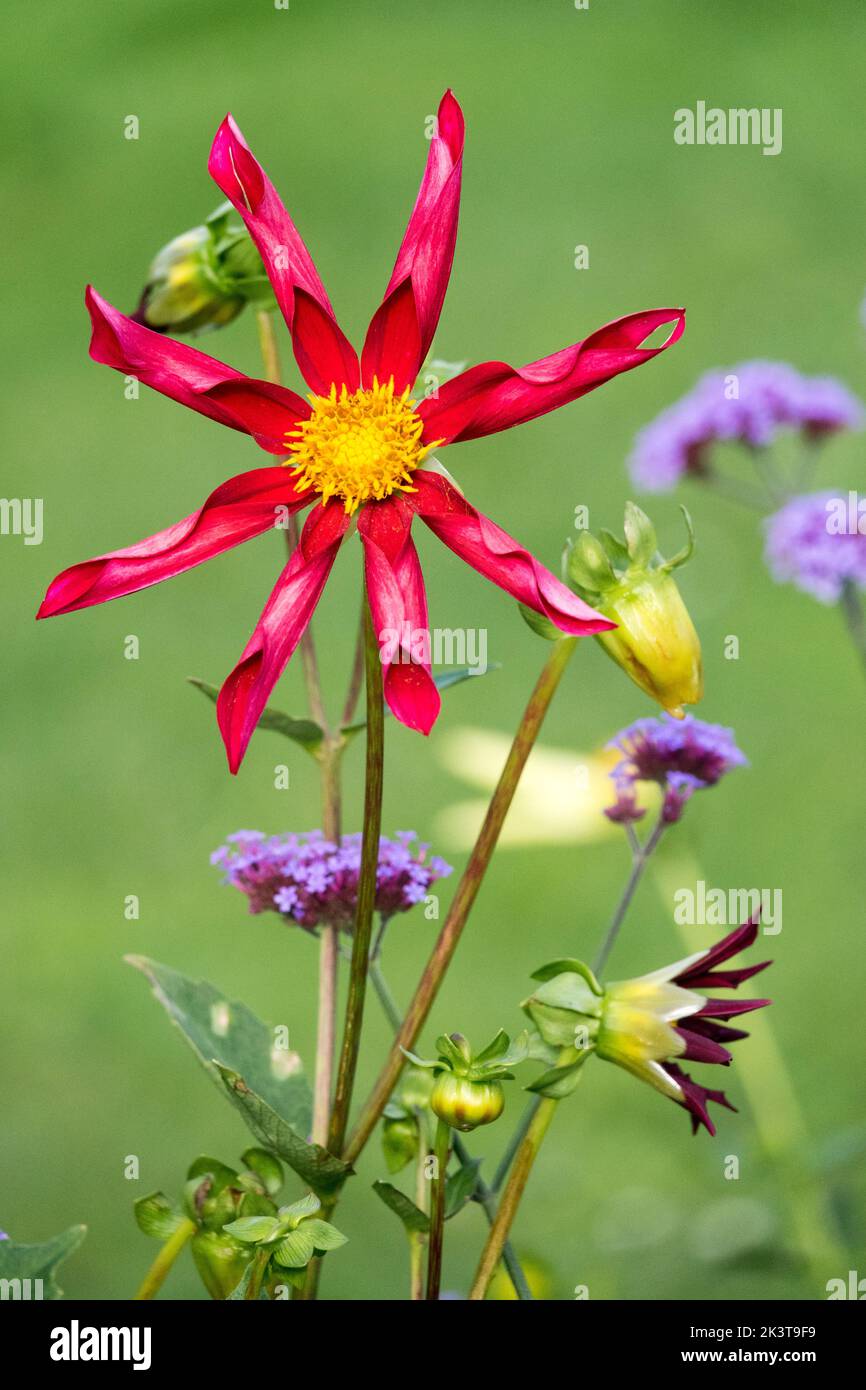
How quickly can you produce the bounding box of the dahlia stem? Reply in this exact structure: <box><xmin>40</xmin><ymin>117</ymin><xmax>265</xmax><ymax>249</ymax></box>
<box><xmin>341</xmin><ymin>595</ymin><xmax>368</xmax><ymax>728</ymax></box>
<box><xmin>592</xmin><ymin>810</ymin><xmax>666</xmax><ymax>976</ymax></box>
<box><xmin>468</xmin><ymin>1088</ymin><xmax>560</xmax><ymax>1300</ymax></box>
<box><xmin>255</xmin><ymin>309</ymin><xmax>340</xmax><ymax>1149</ymax></box>
<box><xmin>328</xmin><ymin>602</ymin><xmax>385</xmax><ymax>1155</ymax></box>
<box><xmin>426</xmin><ymin>1117</ymin><xmax>451</xmax><ymax>1300</ymax></box>
<box><xmin>133</xmin><ymin>1217</ymin><xmax>196</xmax><ymax>1300</ymax></box>
<box><xmin>344</xmin><ymin>636</ymin><xmax>579</xmax><ymax>1166</ymax></box>
<box><xmin>839</xmin><ymin>579</ymin><xmax>866</xmax><ymax>680</ymax></box>
<box><xmin>409</xmin><ymin>1110</ymin><xmax>431</xmax><ymax>1300</ymax></box>
<box><xmin>367</xmin><ymin>954</ymin><xmax>532</xmax><ymax>1298</ymax></box>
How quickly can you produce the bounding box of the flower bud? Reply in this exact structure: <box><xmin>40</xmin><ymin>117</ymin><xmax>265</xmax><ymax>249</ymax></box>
<box><xmin>190</xmin><ymin>1229</ymin><xmax>251</xmax><ymax>1301</ymax></box>
<box><xmin>430</xmin><ymin>1073</ymin><xmax>504</xmax><ymax>1131</ymax></box>
<box><xmin>565</xmin><ymin>504</ymin><xmax>703</xmax><ymax>719</ymax></box>
<box><xmin>381</xmin><ymin>1108</ymin><xmax>419</xmax><ymax>1173</ymax></box>
<box><xmin>133</xmin><ymin>203</ymin><xmax>275</xmax><ymax>336</ymax></box>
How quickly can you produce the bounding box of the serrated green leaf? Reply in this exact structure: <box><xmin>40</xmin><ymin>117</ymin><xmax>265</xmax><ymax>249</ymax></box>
<box><xmin>372</xmin><ymin>1181</ymin><xmax>431</xmax><ymax>1234</ymax></box>
<box><xmin>134</xmin><ymin>1192</ymin><xmax>186</xmax><ymax>1241</ymax></box>
<box><xmin>444</xmin><ymin>1159</ymin><xmax>481</xmax><ymax>1220</ymax></box>
<box><xmin>222</xmin><ymin>1215</ymin><xmax>280</xmax><ymax>1244</ymax></box>
<box><xmin>0</xmin><ymin>1226</ymin><xmax>86</xmax><ymax>1300</ymax></box>
<box><xmin>273</xmin><ymin>1228</ymin><xmax>315</xmax><ymax>1268</ymax></box>
<box><xmin>216</xmin><ymin>1065</ymin><xmax>353</xmax><ymax>1200</ymax></box>
<box><xmin>127</xmin><ymin>956</ymin><xmax>312</xmax><ymax>1137</ymax></box>
<box><xmin>188</xmin><ymin>678</ymin><xmax>325</xmax><ymax>755</ymax></box>
<box><xmin>302</xmin><ymin>1219</ymin><xmax>348</xmax><ymax>1252</ymax></box>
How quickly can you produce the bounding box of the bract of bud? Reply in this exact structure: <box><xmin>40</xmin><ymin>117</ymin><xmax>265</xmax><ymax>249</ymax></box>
<box><xmin>402</xmin><ymin>1028</ymin><xmax>528</xmax><ymax>1132</ymax></box>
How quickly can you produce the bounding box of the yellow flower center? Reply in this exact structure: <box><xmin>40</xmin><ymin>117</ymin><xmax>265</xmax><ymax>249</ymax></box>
<box><xmin>285</xmin><ymin>377</ymin><xmax>440</xmax><ymax>514</ymax></box>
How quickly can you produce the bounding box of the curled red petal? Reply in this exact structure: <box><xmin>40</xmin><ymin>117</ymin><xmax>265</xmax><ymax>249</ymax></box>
<box><xmin>37</xmin><ymin>470</ymin><xmax>313</xmax><ymax>617</ymax></box>
<box><xmin>674</xmin><ymin>917</ymin><xmax>770</xmax><ymax>990</ymax></box>
<box><xmin>664</xmin><ymin>1063</ymin><xmax>737</xmax><ymax>1137</ymax></box>
<box><xmin>408</xmin><ymin>470</ymin><xmax>614</xmax><ymax>636</ymax></box>
<box><xmin>358</xmin><ymin>497</ymin><xmax>441</xmax><ymax>735</ymax></box>
<box><xmin>216</xmin><ymin>501</ymin><xmax>349</xmax><ymax>772</ymax></box>
<box><xmin>362</xmin><ymin>90</ymin><xmax>465</xmax><ymax>391</ymax></box>
<box><xmin>85</xmin><ymin>287</ymin><xmax>311</xmax><ymax>440</ymax></box>
<box><xmin>208</xmin><ymin>115</ymin><xmax>359</xmax><ymax>394</ymax></box>
<box><xmin>417</xmin><ymin>307</ymin><xmax>686</xmax><ymax>445</ymax></box>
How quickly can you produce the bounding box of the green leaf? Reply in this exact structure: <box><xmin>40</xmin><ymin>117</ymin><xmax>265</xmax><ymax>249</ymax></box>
<box><xmin>216</xmin><ymin>1065</ymin><xmax>353</xmax><ymax>1200</ymax></box>
<box><xmin>222</xmin><ymin>1215</ymin><xmax>281</xmax><ymax>1244</ymax></box>
<box><xmin>226</xmin><ymin>1261</ymin><xmax>257</xmax><ymax>1300</ymax></box>
<box><xmin>279</xmin><ymin>1193</ymin><xmax>321</xmax><ymax>1226</ymax></box>
<box><xmin>0</xmin><ymin>1226</ymin><xmax>86</xmax><ymax>1300</ymax></box>
<box><xmin>518</xmin><ymin>604</ymin><xmax>560</xmax><ymax>641</ymax></box>
<box><xmin>241</xmin><ymin>1148</ymin><xmax>284</xmax><ymax>1197</ymax></box>
<box><xmin>530</xmin><ymin>959</ymin><xmax>603</xmax><ymax>994</ymax></box>
<box><xmin>526</xmin><ymin>1056</ymin><xmax>588</xmax><ymax>1099</ymax></box>
<box><xmin>273</xmin><ymin>1228</ymin><xmax>315</xmax><ymax>1269</ymax></box>
<box><xmin>188</xmin><ymin>678</ymin><xmax>324</xmax><ymax>756</ymax></box>
<box><xmin>134</xmin><ymin>1192</ymin><xmax>186</xmax><ymax>1240</ymax></box>
<box><xmin>372</xmin><ymin>1181</ymin><xmax>430</xmax><ymax>1234</ymax></box>
<box><xmin>127</xmin><ymin>956</ymin><xmax>312</xmax><ymax>1137</ymax></box>
<box><xmin>660</xmin><ymin>504</ymin><xmax>696</xmax><ymax>572</ymax></box>
<box><xmin>445</xmin><ymin>1159</ymin><xmax>481</xmax><ymax>1219</ymax></box>
<box><xmin>302</xmin><ymin>1219</ymin><xmax>348</xmax><ymax>1252</ymax></box>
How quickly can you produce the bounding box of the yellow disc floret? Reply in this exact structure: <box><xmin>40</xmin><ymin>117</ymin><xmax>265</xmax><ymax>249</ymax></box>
<box><xmin>285</xmin><ymin>377</ymin><xmax>440</xmax><ymax>514</ymax></box>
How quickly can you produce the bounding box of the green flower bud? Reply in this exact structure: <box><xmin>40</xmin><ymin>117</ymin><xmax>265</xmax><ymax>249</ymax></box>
<box><xmin>191</xmin><ymin>1229</ymin><xmax>252</xmax><ymax>1301</ymax></box>
<box><xmin>565</xmin><ymin>504</ymin><xmax>703</xmax><ymax>719</ymax></box>
<box><xmin>430</xmin><ymin>1073</ymin><xmax>504</xmax><ymax>1131</ymax></box>
<box><xmin>134</xmin><ymin>203</ymin><xmax>275</xmax><ymax>336</ymax></box>
<box><xmin>381</xmin><ymin>1108</ymin><xmax>419</xmax><ymax>1173</ymax></box>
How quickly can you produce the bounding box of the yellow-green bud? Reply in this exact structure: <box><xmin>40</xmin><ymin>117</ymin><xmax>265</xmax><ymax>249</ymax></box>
<box><xmin>430</xmin><ymin>1073</ymin><xmax>505</xmax><ymax>1131</ymax></box>
<box><xmin>191</xmin><ymin>1229</ymin><xmax>252</xmax><ymax>1301</ymax></box>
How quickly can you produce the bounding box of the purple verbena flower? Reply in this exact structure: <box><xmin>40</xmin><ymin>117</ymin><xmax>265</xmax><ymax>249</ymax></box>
<box><xmin>212</xmin><ymin>829</ymin><xmax>452</xmax><ymax>931</ymax></box>
<box><xmin>605</xmin><ymin>713</ymin><xmax>747</xmax><ymax>822</ymax></box>
<box><xmin>630</xmin><ymin>361</ymin><xmax>864</xmax><ymax>492</ymax></box>
<box><xmin>763</xmin><ymin>490</ymin><xmax>866</xmax><ymax>604</ymax></box>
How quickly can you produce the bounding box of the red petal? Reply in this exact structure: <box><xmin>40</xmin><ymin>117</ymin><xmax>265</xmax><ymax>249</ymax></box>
<box><xmin>362</xmin><ymin>90</ymin><xmax>464</xmax><ymax>391</ymax></box>
<box><xmin>86</xmin><ymin>287</ymin><xmax>309</xmax><ymax>442</ymax></box>
<box><xmin>204</xmin><ymin>379</ymin><xmax>310</xmax><ymax>454</ymax></box>
<box><xmin>664</xmin><ymin>1063</ymin><xmax>737</xmax><ymax>1137</ymax></box>
<box><xmin>358</xmin><ymin>497</ymin><xmax>441</xmax><ymax>734</ymax></box>
<box><xmin>216</xmin><ymin>501</ymin><xmax>349</xmax><ymax>772</ymax></box>
<box><xmin>675</xmin><ymin>918</ymin><xmax>772</xmax><ymax>991</ymax></box>
<box><xmin>37</xmin><ymin>470</ymin><xmax>313</xmax><ymax>617</ymax></box>
<box><xmin>208</xmin><ymin>115</ymin><xmax>359</xmax><ymax>395</ymax></box>
<box><xmin>408</xmin><ymin>471</ymin><xmax>614</xmax><ymax>636</ymax></box>
<box><xmin>418</xmin><ymin>307</ymin><xmax>686</xmax><ymax>444</ymax></box>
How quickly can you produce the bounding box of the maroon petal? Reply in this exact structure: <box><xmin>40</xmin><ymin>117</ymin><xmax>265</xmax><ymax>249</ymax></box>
<box><xmin>694</xmin><ymin>997</ymin><xmax>772</xmax><ymax>1020</ymax></box>
<box><xmin>674</xmin><ymin>1025</ymin><xmax>733</xmax><ymax>1066</ymax></box>
<box><xmin>664</xmin><ymin>1063</ymin><xmax>737</xmax><ymax>1137</ymax></box>
<box><xmin>675</xmin><ymin>918</ymin><xmax>771</xmax><ymax>991</ymax></box>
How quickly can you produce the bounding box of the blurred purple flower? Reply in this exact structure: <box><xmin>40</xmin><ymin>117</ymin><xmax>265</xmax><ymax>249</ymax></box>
<box><xmin>212</xmin><ymin>829</ymin><xmax>451</xmax><ymax>931</ymax></box>
<box><xmin>606</xmin><ymin>714</ymin><xmax>747</xmax><ymax>823</ymax></box>
<box><xmin>629</xmin><ymin>361</ymin><xmax>864</xmax><ymax>492</ymax></box>
<box><xmin>764</xmin><ymin>490</ymin><xmax>866</xmax><ymax>604</ymax></box>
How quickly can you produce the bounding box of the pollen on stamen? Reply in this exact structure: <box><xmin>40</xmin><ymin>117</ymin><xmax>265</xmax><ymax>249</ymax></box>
<box><xmin>283</xmin><ymin>376</ymin><xmax>441</xmax><ymax>514</ymax></box>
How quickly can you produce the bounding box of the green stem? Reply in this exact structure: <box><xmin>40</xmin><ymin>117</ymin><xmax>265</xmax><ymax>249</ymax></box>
<box><xmin>327</xmin><ymin>603</ymin><xmax>385</xmax><ymax>1156</ymax></box>
<box><xmin>468</xmin><ymin>1090</ymin><xmax>560</xmax><ymax>1300</ymax></box>
<box><xmin>840</xmin><ymin>579</ymin><xmax>866</xmax><ymax>680</ymax></box>
<box><xmin>367</xmin><ymin>957</ymin><xmax>532</xmax><ymax>1298</ymax></box>
<box><xmin>426</xmin><ymin>1117</ymin><xmax>451</xmax><ymax>1300</ymax></box>
<box><xmin>245</xmin><ymin>1248</ymin><xmax>269</xmax><ymax>1301</ymax></box>
<box><xmin>344</xmin><ymin>636</ymin><xmax>579</xmax><ymax>1166</ymax></box>
<box><xmin>592</xmin><ymin>811</ymin><xmax>666</xmax><ymax>976</ymax></box>
<box><xmin>134</xmin><ymin>1217</ymin><xmax>196</xmax><ymax>1300</ymax></box>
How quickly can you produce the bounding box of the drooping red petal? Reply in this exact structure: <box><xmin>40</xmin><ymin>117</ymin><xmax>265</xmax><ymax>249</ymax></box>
<box><xmin>674</xmin><ymin>1025</ymin><xmax>733</xmax><ymax>1066</ymax></box>
<box><xmin>362</xmin><ymin>90</ymin><xmax>464</xmax><ymax>392</ymax></box>
<box><xmin>664</xmin><ymin>1063</ymin><xmax>737</xmax><ymax>1137</ymax></box>
<box><xmin>417</xmin><ymin>307</ymin><xmax>686</xmax><ymax>445</ymax></box>
<box><xmin>208</xmin><ymin>115</ymin><xmax>359</xmax><ymax>395</ymax></box>
<box><xmin>37</xmin><ymin>470</ymin><xmax>313</xmax><ymax>618</ymax></box>
<box><xmin>675</xmin><ymin>918</ymin><xmax>771</xmax><ymax>991</ymax></box>
<box><xmin>408</xmin><ymin>470</ymin><xmax>614</xmax><ymax>636</ymax></box>
<box><xmin>216</xmin><ymin>500</ymin><xmax>349</xmax><ymax>772</ymax></box>
<box><xmin>85</xmin><ymin>287</ymin><xmax>310</xmax><ymax>440</ymax></box>
<box><xmin>358</xmin><ymin>497</ymin><xmax>441</xmax><ymax>734</ymax></box>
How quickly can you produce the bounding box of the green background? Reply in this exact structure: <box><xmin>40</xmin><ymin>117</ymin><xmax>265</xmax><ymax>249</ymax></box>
<box><xmin>3</xmin><ymin>0</ymin><xmax>865</xmax><ymax>1300</ymax></box>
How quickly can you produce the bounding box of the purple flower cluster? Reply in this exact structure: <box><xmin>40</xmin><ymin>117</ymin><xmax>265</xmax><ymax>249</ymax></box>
<box><xmin>211</xmin><ymin>829</ymin><xmax>452</xmax><ymax>931</ymax></box>
<box><xmin>764</xmin><ymin>491</ymin><xmax>866</xmax><ymax>604</ymax></box>
<box><xmin>605</xmin><ymin>714</ymin><xmax>747</xmax><ymax>824</ymax></box>
<box><xmin>629</xmin><ymin>361</ymin><xmax>863</xmax><ymax>492</ymax></box>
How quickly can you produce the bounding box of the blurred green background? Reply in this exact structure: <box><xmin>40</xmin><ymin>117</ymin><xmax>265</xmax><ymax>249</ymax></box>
<box><xmin>3</xmin><ymin>0</ymin><xmax>866</xmax><ymax>1300</ymax></box>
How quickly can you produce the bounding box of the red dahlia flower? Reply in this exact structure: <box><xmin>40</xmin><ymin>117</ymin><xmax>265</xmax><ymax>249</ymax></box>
<box><xmin>38</xmin><ymin>92</ymin><xmax>684</xmax><ymax>771</ymax></box>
